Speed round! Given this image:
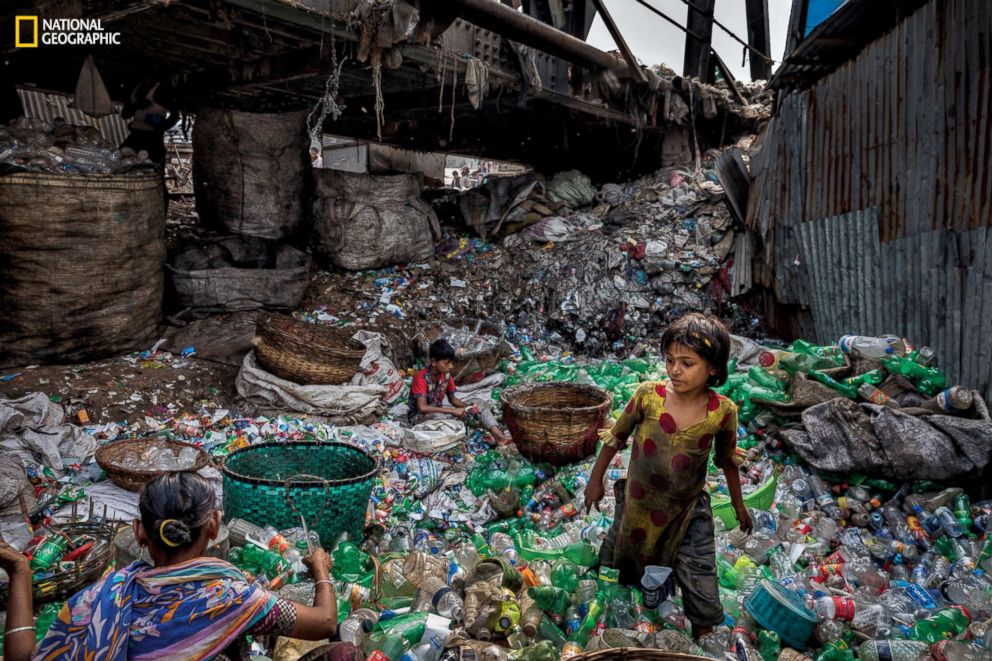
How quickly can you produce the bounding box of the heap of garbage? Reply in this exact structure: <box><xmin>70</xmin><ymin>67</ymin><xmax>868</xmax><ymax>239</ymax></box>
<box><xmin>306</xmin><ymin>147</ymin><xmax>757</xmax><ymax>359</ymax></box>
<box><xmin>0</xmin><ymin>117</ymin><xmax>158</xmax><ymax>174</ymax></box>
<box><xmin>2</xmin><ymin>330</ymin><xmax>991</xmax><ymax>660</ymax></box>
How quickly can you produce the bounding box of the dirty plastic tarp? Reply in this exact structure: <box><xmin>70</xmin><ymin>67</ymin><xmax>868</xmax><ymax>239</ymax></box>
<box><xmin>779</xmin><ymin>394</ymin><xmax>992</xmax><ymax>481</ymax></box>
<box><xmin>0</xmin><ymin>392</ymin><xmax>98</xmax><ymax>474</ymax></box>
<box><xmin>235</xmin><ymin>351</ymin><xmax>387</xmax><ymax>423</ymax></box>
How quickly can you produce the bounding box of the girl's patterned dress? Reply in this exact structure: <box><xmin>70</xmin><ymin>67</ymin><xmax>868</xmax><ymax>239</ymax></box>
<box><xmin>602</xmin><ymin>380</ymin><xmax>741</xmax><ymax>583</ymax></box>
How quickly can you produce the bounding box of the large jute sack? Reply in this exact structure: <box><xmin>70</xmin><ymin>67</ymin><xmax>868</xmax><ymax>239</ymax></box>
<box><xmin>0</xmin><ymin>172</ymin><xmax>165</xmax><ymax>367</ymax></box>
<box><xmin>312</xmin><ymin>171</ymin><xmax>440</xmax><ymax>270</ymax></box>
<box><xmin>193</xmin><ymin>109</ymin><xmax>310</xmax><ymax>240</ymax></box>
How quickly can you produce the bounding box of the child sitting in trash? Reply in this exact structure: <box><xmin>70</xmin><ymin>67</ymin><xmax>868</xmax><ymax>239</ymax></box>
<box><xmin>584</xmin><ymin>312</ymin><xmax>752</xmax><ymax>640</ymax></box>
<box><xmin>409</xmin><ymin>339</ymin><xmax>510</xmax><ymax>445</ymax></box>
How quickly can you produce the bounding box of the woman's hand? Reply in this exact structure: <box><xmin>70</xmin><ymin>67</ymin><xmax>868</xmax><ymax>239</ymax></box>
<box><xmin>734</xmin><ymin>504</ymin><xmax>754</xmax><ymax>535</ymax></box>
<box><xmin>451</xmin><ymin>407</ymin><xmax>468</xmax><ymax>419</ymax></box>
<box><xmin>303</xmin><ymin>548</ymin><xmax>332</xmax><ymax>579</ymax></box>
<box><xmin>584</xmin><ymin>478</ymin><xmax>605</xmax><ymax>514</ymax></box>
<box><xmin>0</xmin><ymin>540</ymin><xmax>30</xmax><ymax>574</ymax></box>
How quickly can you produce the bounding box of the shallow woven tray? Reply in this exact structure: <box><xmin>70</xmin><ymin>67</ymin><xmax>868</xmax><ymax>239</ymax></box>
<box><xmin>95</xmin><ymin>438</ymin><xmax>210</xmax><ymax>492</ymax></box>
<box><xmin>255</xmin><ymin>312</ymin><xmax>365</xmax><ymax>385</ymax></box>
<box><xmin>501</xmin><ymin>382</ymin><xmax>612</xmax><ymax>465</ymax></box>
<box><xmin>417</xmin><ymin>317</ymin><xmax>503</xmax><ymax>385</ymax></box>
<box><xmin>1</xmin><ymin>521</ymin><xmax>118</xmax><ymax>605</ymax></box>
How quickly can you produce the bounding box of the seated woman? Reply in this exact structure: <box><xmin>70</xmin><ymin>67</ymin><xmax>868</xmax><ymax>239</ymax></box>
<box><xmin>0</xmin><ymin>472</ymin><xmax>338</xmax><ymax>661</ymax></box>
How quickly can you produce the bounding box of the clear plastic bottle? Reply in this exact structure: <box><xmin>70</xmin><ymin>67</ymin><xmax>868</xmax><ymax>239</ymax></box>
<box><xmin>935</xmin><ymin>507</ymin><xmax>964</xmax><ymax>538</ymax></box>
<box><xmin>414</xmin><ymin>576</ymin><xmax>464</xmax><ymax>621</ymax></box>
<box><xmin>338</xmin><ymin>608</ymin><xmax>378</xmax><ymax>647</ymax></box>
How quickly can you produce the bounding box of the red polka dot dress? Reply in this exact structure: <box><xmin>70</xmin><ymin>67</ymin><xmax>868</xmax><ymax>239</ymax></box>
<box><xmin>603</xmin><ymin>380</ymin><xmax>740</xmax><ymax>582</ymax></box>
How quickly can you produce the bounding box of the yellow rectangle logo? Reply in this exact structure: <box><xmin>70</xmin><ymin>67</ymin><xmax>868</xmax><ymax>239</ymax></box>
<box><xmin>15</xmin><ymin>15</ymin><xmax>39</xmax><ymax>48</ymax></box>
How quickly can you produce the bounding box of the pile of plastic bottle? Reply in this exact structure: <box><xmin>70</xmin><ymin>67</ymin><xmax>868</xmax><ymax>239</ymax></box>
<box><xmin>18</xmin><ymin>333</ymin><xmax>992</xmax><ymax>661</ymax></box>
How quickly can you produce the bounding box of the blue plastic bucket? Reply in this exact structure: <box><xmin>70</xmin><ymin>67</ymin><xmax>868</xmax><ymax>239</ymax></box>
<box><xmin>744</xmin><ymin>579</ymin><xmax>818</xmax><ymax>649</ymax></box>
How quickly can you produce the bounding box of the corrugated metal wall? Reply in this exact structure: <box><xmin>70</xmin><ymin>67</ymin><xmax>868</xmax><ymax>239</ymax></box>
<box><xmin>748</xmin><ymin>0</ymin><xmax>992</xmax><ymax>400</ymax></box>
<box><xmin>17</xmin><ymin>88</ymin><xmax>129</xmax><ymax>146</ymax></box>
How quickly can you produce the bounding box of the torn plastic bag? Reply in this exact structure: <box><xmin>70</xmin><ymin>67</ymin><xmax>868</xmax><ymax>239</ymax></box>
<box><xmin>408</xmin><ymin>419</ymin><xmax>467</xmax><ymax>455</ymax></box>
<box><xmin>778</xmin><ymin>394</ymin><xmax>992</xmax><ymax>481</ymax></box>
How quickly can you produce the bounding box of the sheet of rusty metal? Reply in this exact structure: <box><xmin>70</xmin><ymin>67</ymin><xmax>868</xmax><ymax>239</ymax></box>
<box><xmin>748</xmin><ymin>0</ymin><xmax>992</xmax><ymax>400</ymax></box>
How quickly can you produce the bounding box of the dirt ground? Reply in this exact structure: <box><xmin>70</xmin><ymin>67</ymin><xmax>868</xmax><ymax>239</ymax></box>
<box><xmin>0</xmin><ymin>356</ymin><xmax>239</xmax><ymax>427</ymax></box>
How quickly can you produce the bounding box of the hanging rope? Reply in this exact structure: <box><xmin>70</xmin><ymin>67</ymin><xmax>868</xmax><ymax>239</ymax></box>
<box><xmin>373</xmin><ymin>57</ymin><xmax>385</xmax><ymax>142</ymax></box>
<box><xmin>306</xmin><ymin>33</ymin><xmax>345</xmax><ymax>147</ymax></box>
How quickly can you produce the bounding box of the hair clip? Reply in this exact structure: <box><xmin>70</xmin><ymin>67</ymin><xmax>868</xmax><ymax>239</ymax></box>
<box><xmin>703</xmin><ymin>338</ymin><xmax>712</xmax><ymax>347</ymax></box>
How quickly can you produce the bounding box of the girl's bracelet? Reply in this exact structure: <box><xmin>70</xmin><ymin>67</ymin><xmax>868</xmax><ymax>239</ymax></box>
<box><xmin>5</xmin><ymin>626</ymin><xmax>36</xmax><ymax>636</ymax></box>
<box><xmin>314</xmin><ymin>579</ymin><xmax>333</xmax><ymax>589</ymax></box>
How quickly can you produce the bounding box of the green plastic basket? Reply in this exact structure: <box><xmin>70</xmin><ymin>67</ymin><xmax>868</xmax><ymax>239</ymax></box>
<box><xmin>711</xmin><ymin>472</ymin><xmax>778</xmax><ymax>529</ymax></box>
<box><xmin>221</xmin><ymin>441</ymin><xmax>378</xmax><ymax>545</ymax></box>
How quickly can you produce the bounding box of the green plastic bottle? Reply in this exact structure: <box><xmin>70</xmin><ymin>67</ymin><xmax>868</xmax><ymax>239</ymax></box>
<box><xmin>758</xmin><ymin>630</ymin><xmax>781</xmax><ymax>661</ymax></box>
<box><xmin>551</xmin><ymin>558</ymin><xmax>580</xmax><ymax>592</ymax></box>
<box><xmin>527</xmin><ymin>586</ymin><xmax>571</xmax><ymax>615</ymax></box>
<box><xmin>748</xmin><ymin>366</ymin><xmax>787</xmax><ymax>391</ymax></box>
<box><xmin>807</xmin><ymin>370</ymin><xmax>859</xmax><ymax>398</ymax></box>
<box><xmin>510</xmin><ymin>640</ymin><xmax>559</xmax><ymax>661</ymax></box>
<box><xmin>332</xmin><ymin>538</ymin><xmax>372</xmax><ymax>583</ymax></box>
<box><xmin>368</xmin><ymin>611</ymin><xmax>428</xmax><ymax>661</ymax></box>
<box><xmin>882</xmin><ymin>356</ymin><xmax>947</xmax><ymax>396</ymax></box>
<box><xmin>229</xmin><ymin>543</ymin><xmax>290</xmax><ymax>580</ymax></box>
<box><xmin>562</xmin><ymin>541</ymin><xmax>598</xmax><ymax>567</ymax></box>
<box><xmin>907</xmin><ymin>605</ymin><xmax>971</xmax><ymax>644</ymax></box>
<box><xmin>569</xmin><ymin>591</ymin><xmax>605</xmax><ymax>647</ymax></box>
<box><xmin>536</xmin><ymin>613</ymin><xmax>567</xmax><ymax>650</ymax></box>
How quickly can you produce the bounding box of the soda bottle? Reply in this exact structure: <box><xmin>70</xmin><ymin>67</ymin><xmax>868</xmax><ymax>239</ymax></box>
<box><xmin>857</xmin><ymin>640</ymin><xmax>930</xmax><ymax>661</ymax></box>
<box><xmin>550</xmin><ymin>558</ymin><xmax>579</xmax><ymax>593</ymax></box>
<box><xmin>399</xmin><ymin>635</ymin><xmax>443</xmax><ymax>661</ymax></box>
<box><xmin>568</xmin><ymin>592</ymin><xmax>604</xmax><ymax>647</ymax></box>
<box><xmin>230</xmin><ymin>543</ymin><xmax>291</xmax><ymax>580</ymax></box>
<box><xmin>813</xmin><ymin>596</ymin><xmax>857</xmax><ymax>621</ymax></box>
<box><xmin>935</xmin><ymin>507</ymin><xmax>964</xmax><ymax>538</ymax></box>
<box><xmin>907</xmin><ymin>605</ymin><xmax>971</xmax><ymax>644</ymax></box>
<box><xmin>931</xmin><ymin>640</ymin><xmax>991</xmax><ymax>661</ymax></box>
<box><xmin>527</xmin><ymin>586</ymin><xmax>570</xmax><ymax>615</ymax></box>
<box><xmin>919</xmin><ymin>387</ymin><xmax>974</xmax><ymax>413</ymax></box>
<box><xmin>882</xmin><ymin>356</ymin><xmax>947</xmax><ymax>396</ymax></box>
<box><xmin>912</xmin><ymin>505</ymin><xmax>943</xmax><ymax>537</ymax></box>
<box><xmin>536</xmin><ymin>613</ymin><xmax>567</xmax><ymax>650</ymax></box>
<box><xmin>748</xmin><ymin>366</ymin><xmax>788</xmax><ymax>391</ymax></box>
<box><xmin>953</xmin><ymin>493</ymin><xmax>973</xmax><ymax>530</ymax></box>
<box><xmin>413</xmin><ymin>576</ymin><xmax>464</xmax><ymax>621</ymax></box>
<box><xmin>839</xmin><ymin>335</ymin><xmax>907</xmax><ymax>359</ymax></box>
<box><xmin>858</xmin><ymin>383</ymin><xmax>900</xmax><ymax>408</ymax></box>
<box><xmin>561</xmin><ymin>541</ymin><xmax>598</xmax><ymax>567</ymax></box>
<box><xmin>339</xmin><ymin>608</ymin><xmax>379</xmax><ymax>648</ymax></box>
<box><xmin>29</xmin><ymin>534</ymin><xmax>69</xmax><ymax>572</ymax></box>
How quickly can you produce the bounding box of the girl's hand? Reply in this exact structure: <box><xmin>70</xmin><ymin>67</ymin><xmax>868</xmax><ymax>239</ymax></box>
<box><xmin>734</xmin><ymin>504</ymin><xmax>754</xmax><ymax>535</ymax></box>
<box><xmin>0</xmin><ymin>540</ymin><xmax>30</xmax><ymax>574</ymax></box>
<box><xmin>584</xmin><ymin>478</ymin><xmax>605</xmax><ymax>514</ymax></box>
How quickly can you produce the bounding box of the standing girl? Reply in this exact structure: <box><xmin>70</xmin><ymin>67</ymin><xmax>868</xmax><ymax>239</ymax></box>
<box><xmin>585</xmin><ymin>312</ymin><xmax>753</xmax><ymax>638</ymax></box>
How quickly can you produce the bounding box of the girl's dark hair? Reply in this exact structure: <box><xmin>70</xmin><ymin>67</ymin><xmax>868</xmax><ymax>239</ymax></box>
<box><xmin>429</xmin><ymin>338</ymin><xmax>456</xmax><ymax>362</ymax></box>
<box><xmin>139</xmin><ymin>471</ymin><xmax>216</xmax><ymax>549</ymax></box>
<box><xmin>660</xmin><ymin>312</ymin><xmax>732</xmax><ymax>387</ymax></box>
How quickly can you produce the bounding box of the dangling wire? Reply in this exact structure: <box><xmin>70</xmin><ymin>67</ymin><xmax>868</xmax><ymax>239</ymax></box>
<box><xmin>373</xmin><ymin>58</ymin><xmax>385</xmax><ymax>141</ymax></box>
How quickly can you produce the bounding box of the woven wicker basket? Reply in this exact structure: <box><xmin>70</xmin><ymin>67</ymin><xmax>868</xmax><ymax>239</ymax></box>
<box><xmin>501</xmin><ymin>383</ymin><xmax>612</xmax><ymax>465</ymax></box>
<box><xmin>417</xmin><ymin>317</ymin><xmax>504</xmax><ymax>385</ymax></box>
<box><xmin>255</xmin><ymin>312</ymin><xmax>365</xmax><ymax>385</ymax></box>
<box><xmin>574</xmin><ymin>651</ymin><xmax>711</xmax><ymax>661</ymax></box>
<box><xmin>221</xmin><ymin>441</ymin><xmax>379</xmax><ymax>545</ymax></box>
<box><xmin>1</xmin><ymin>521</ymin><xmax>118</xmax><ymax>605</ymax></box>
<box><xmin>95</xmin><ymin>438</ymin><xmax>210</xmax><ymax>492</ymax></box>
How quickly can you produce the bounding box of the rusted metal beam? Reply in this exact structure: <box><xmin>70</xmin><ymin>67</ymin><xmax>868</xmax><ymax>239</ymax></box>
<box><xmin>427</xmin><ymin>0</ymin><xmax>623</xmax><ymax>72</ymax></box>
<box><xmin>683</xmin><ymin>0</ymin><xmax>714</xmax><ymax>79</ymax></box>
<box><xmin>590</xmin><ymin>0</ymin><xmax>648</xmax><ymax>83</ymax></box>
